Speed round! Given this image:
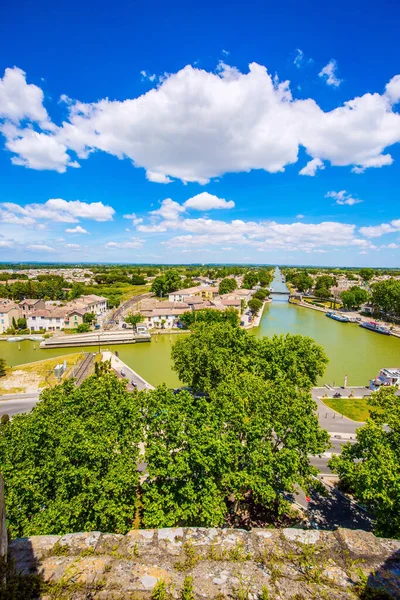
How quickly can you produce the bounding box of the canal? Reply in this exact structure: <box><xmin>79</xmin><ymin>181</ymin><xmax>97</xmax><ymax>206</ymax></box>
<box><xmin>1</xmin><ymin>267</ymin><xmax>399</xmax><ymax>388</ymax></box>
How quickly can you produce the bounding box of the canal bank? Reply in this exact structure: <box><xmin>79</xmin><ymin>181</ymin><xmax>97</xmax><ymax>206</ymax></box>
<box><xmin>1</xmin><ymin>267</ymin><xmax>399</xmax><ymax>388</ymax></box>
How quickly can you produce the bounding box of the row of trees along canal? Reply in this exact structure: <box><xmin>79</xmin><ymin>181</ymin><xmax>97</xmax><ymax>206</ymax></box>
<box><xmin>284</xmin><ymin>267</ymin><xmax>400</xmax><ymax>318</ymax></box>
<box><xmin>1</xmin><ymin>309</ymin><xmax>398</xmax><ymax>539</ymax></box>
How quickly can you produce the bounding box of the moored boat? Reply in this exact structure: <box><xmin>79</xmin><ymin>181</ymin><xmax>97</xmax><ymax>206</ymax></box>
<box><xmin>359</xmin><ymin>321</ymin><xmax>391</xmax><ymax>335</ymax></box>
<box><xmin>326</xmin><ymin>311</ymin><xmax>350</xmax><ymax>323</ymax></box>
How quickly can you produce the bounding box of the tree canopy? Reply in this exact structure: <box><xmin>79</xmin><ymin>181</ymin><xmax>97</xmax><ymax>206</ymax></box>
<box><xmin>124</xmin><ymin>312</ymin><xmax>144</xmax><ymax>327</ymax></box>
<box><xmin>330</xmin><ymin>387</ymin><xmax>400</xmax><ymax>538</ymax></box>
<box><xmin>248</xmin><ymin>297</ymin><xmax>263</xmax><ymax>314</ymax></box>
<box><xmin>179</xmin><ymin>307</ymin><xmax>239</xmax><ymax>328</ymax></box>
<box><xmin>359</xmin><ymin>268</ymin><xmax>375</xmax><ymax>282</ymax></box>
<box><xmin>143</xmin><ymin>330</ymin><xmax>329</xmax><ymax>527</ymax></box>
<box><xmin>171</xmin><ymin>322</ymin><xmax>328</xmax><ymax>393</ymax></box>
<box><xmin>218</xmin><ymin>277</ymin><xmax>238</xmax><ymax>295</ymax></box>
<box><xmin>0</xmin><ymin>358</ymin><xmax>6</xmax><ymax>378</ymax></box>
<box><xmin>241</xmin><ymin>271</ymin><xmax>258</xmax><ymax>289</ymax></box>
<box><xmin>371</xmin><ymin>279</ymin><xmax>400</xmax><ymax>317</ymax></box>
<box><xmin>0</xmin><ymin>374</ymin><xmax>141</xmax><ymax>537</ymax></box>
<box><xmin>340</xmin><ymin>286</ymin><xmax>369</xmax><ymax>310</ymax></box>
<box><xmin>151</xmin><ymin>270</ymin><xmax>182</xmax><ymax>297</ymax></box>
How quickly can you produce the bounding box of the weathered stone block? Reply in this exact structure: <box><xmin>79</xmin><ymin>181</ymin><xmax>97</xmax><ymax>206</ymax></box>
<box><xmin>9</xmin><ymin>535</ymin><xmax>60</xmax><ymax>573</ymax></box>
<box><xmin>58</xmin><ymin>531</ymin><xmax>102</xmax><ymax>554</ymax></box>
<box><xmin>158</xmin><ymin>527</ymin><xmax>184</xmax><ymax>555</ymax></box>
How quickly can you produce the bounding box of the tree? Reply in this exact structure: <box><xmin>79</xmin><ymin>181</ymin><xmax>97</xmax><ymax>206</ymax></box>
<box><xmin>131</xmin><ymin>274</ymin><xmax>147</xmax><ymax>285</ymax></box>
<box><xmin>151</xmin><ymin>270</ymin><xmax>182</xmax><ymax>297</ymax></box>
<box><xmin>0</xmin><ymin>374</ymin><xmax>141</xmax><ymax>537</ymax></box>
<box><xmin>124</xmin><ymin>312</ymin><xmax>144</xmax><ymax>328</ymax></box>
<box><xmin>76</xmin><ymin>323</ymin><xmax>90</xmax><ymax>333</ymax></box>
<box><xmin>359</xmin><ymin>268</ymin><xmax>375</xmax><ymax>283</ymax></box>
<box><xmin>254</xmin><ymin>288</ymin><xmax>269</xmax><ymax>301</ymax></box>
<box><xmin>293</xmin><ymin>273</ymin><xmax>313</xmax><ymax>293</ymax></box>
<box><xmin>143</xmin><ymin>341</ymin><xmax>329</xmax><ymax>528</ymax></box>
<box><xmin>371</xmin><ymin>279</ymin><xmax>400</xmax><ymax>317</ymax></box>
<box><xmin>1</xmin><ymin>413</ymin><xmax>9</xmax><ymax>425</ymax></box>
<box><xmin>69</xmin><ymin>284</ymin><xmax>84</xmax><ymax>300</ymax></box>
<box><xmin>340</xmin><ymin>286</ymin><xmax>369</xmax><ymax>310</ymax></box>
<box><xmin>179</xmin><ymin>308</ymin><xmax>239</xmax><ymax>329</ymax></box>
<box><xmin>314</xmin><ymin>287</ymin><xmax>331</xmax><ymax>299</ymax></box>
<box><xmin>83</xmin><ymin>312</ymin><xmax>96</xmax><ymax>324</ymax></box>
<box><xmin>171</xmin><ymin>323</ymin><xmax>328</xmax><ymax>394</ymax></box>
<box><xmin>0</xmin><ymin>358</ymin><xmax>6</xmax><ymax>378</ymax></box>
<box><xmin>248</xmin><ymin>297</ymin><xmax>263</xmax><ymax>315</ymax></box>
<box><xmin>218</xmin><ymin>278</ymin><xmax>237</xmax><ymax>295</ymax></box>
<box><xmin>12</xmin><ymin>317</ymin><xmax>17</xmax><ymax>329</ymax></box>
<box><xmin>242</xmin><ymin>272</ymin><xmax>258</xmax><ymax>289</ymax></box>
<box><xmin>315</xmin><ymin>275</ymin><xmax>336</xmax><ymax>293</ymax></box>
<box><xmin>258</xmin><ymin>270</ymin><xmax>273</xmax><ymax>288</ymax></box>
<box><xmin>17</xmin><ymin>317</ymin><xmax>27</xmax><ymax>330</ymax></box>
<box><xmin>330</xmin><ymin>387</ymin><xmax>400</xmax><ymax>538</ymax></box>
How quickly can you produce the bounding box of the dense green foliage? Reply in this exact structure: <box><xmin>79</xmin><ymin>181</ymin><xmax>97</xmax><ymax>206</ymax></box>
<box><xmin>218</xmin><ymin>277</ymin><xmax>238</xmax><ymax>295</ymax></box>
<box><xmin>179</xmin><ymin>308</ymin><xmax>239</xmax><ymax>328</ymax></box>
<box><xmin>0</xmin><ymin>318</ymin><xmax>331</xmax><ymax>535</ymax></box>
<box><xmin>315</xmin><ymin>275</ymin><xmax>337</xmax><ymax>293</ymax></box>
<box><xmin>124</xmin><ymin>312</ymin><xmax>144</xmax><ymax>327</ymax></box>
<box><xmin>0</xmin><ymin>358</ymin><xmax>6</xmax><ymax>377</ymax></box>
<box><xmin>0</xmin><ymin>375</ymin><xmax>141</xmax><ymax>537</ymax></box>
<box><xmin>371</xmin><ymin>279</ymin><xmax>400</xmax><ymax>317</ymax></box>
<box><xmin>2</xmin><ymin>278</ymin><xmax>70</xmax><ymax>301</ymax></box>
<box><xmin>286</xmin><ymin>272</ymin><xmax>313</xmax><ymax>293</ymax></box>
<box><xmin>242</xmin><ymin>271</ymin><xmax>258</xmax><ymax>289</ymax></box>
<box><xmin>151</xmin><ymin>270</ymin><xmax>183</xmax><ymax>297</ymax></box>
<box><xmin>144</xmin><ymin>325</ymin><xmax>329</xmax><ymax>527</ymax></box>
<box><xmin>248</xmin><ymin>297</ymin><xmax>263</xmax><ymax>314</ymax></box>
<box><xmin>359</xmin><ymin>268</ymin><xmax>375</xmax><ymax>282</ymax></box>
<box><xmin>340</xmin><ymin>286</ymin><xmax>369</xmax><ymax>310</ymax></box>
<box><xmin>253</xmin><ymin>288</ymin><xmax>270</xmax><ymax>301</ymax></box>
<box><xmin>171</xmin><ymin>323</ymin><xmax>328</xmax><ymax>393</ymax></box>
<box><xmin>131</xmin><ymin>274</ymin><xmax>147</xmax><ymax>285</ymax></box>
<box><xmin>83</xmin><ymin>312</ymin><xmax>96</xmax><ymax>324</ymax></box>
<box><xmin>76</xmin><ymin>323</ymin><xmax>90</xmax><ymax>333</ymax></box>
<box><xmin>330</xmin><ymin>387</ymin><xmax>400</xmax><ymax>538</ymax></box>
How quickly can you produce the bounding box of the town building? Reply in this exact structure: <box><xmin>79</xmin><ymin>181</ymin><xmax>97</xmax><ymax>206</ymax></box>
<box><xmin>168</xmin><ymin>286</ymin><xmax>219</xmax><ymax>302</ymax></box>
<box><xmin>0</xmin><ymin>299</ymin><xmax>20</xmax><ymax>334</ymax></box>
<box><xmin>19</xmin><ymin>299</ymin><xmax>46</xmax><ymax>318</ymax></box>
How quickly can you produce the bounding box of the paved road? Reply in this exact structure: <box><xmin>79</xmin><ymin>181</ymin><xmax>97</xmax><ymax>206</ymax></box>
<box><xmin>102</xmin><ymin>351</ymin><xmax>154</xmax><ymax>391</ymax></box>
<box><xmin>313</xmin><ymin>388</ymin><xmax>367</xmax><ymax>435</ymax></box>
<box><xmin>293</xmin><ymin>480</ymin><xmax>373</xmax><ymax>531</ymax></box>
<box><xmin>0</xmin><ymin>393</ymin><xmax>39</xmax><ymax>417</ymax></box>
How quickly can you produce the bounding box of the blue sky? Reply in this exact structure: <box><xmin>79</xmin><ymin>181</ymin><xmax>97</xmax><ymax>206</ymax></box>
<box><xmin>0</xmin><ymin>0</ymin><xmax>400</xmax><ymax>266</ymax></box>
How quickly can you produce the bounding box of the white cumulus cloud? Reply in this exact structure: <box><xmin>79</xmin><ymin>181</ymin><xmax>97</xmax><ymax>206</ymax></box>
<box><xmin>325</xmin><ymin>190</ymin><xmax>363</xmax><ymax>206</ymax></box>
<box><xmin>299</xmin><ymin>158</ymin><xmax>325</xmax><ymax>176</ymax></box>
<box><xmin>65</xmin><ymin>225</ymin><xmax>89</xmax><ymax>234</ymax></box>
<box><xmin>359</xmin><ymin>220</ymin><xmax>400</xmax><ymax>238</ymax></box>
<box><xmin>0</xmin><ymin>199</ymin><xmax>115</xmax><ymax>225</ymax></box>
<box><xmin>319</xmin><ymin>60</ymin><xmax>342</xmax><ymax>87</ymax></box>
<box><xmin>183</xmin><ymin>192</ymin><xmax>235</xmax><ymax>211</ymax></box>
<box><xmin>2</xmin><ymin>63</ymin><xmax>400</xmax><ymax>182</ymax></box>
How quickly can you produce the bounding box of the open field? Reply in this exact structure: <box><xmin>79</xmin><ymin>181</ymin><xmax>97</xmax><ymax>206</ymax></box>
<box><xmin>0</xmin><ymin>353</ymin><xmax>83</xmax><ymax>394</ymax></box>
<box><xmin>322</xmin><ymin>397</ymin><xmax>372</xmax><ymax>422</ymax></box>
<box><xmin>83</xmin><ymin>283</ymin><xmax>151</xmax><ymax>305</ymax></box>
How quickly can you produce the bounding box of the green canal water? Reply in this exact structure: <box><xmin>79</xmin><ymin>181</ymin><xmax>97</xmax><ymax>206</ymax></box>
<box><xmin>1</xmin><ymin>268</ymin><xmax>399</xmax><ymax>387</ymax></box>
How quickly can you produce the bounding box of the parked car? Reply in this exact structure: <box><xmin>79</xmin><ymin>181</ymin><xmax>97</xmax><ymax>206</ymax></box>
<box><xmin>121</xmin><ymin>370</ymin><xmax>126</xmax><ymax>377</ymax></box>
<box><xmin>131</xmin><ymin>380</ymin><xmax>137</xmax><ymax>388</ymax></box>
<box><xmin>333</xmin><ymin>392</ymin><xmax>341</xmax><ymax>398</ymax></box>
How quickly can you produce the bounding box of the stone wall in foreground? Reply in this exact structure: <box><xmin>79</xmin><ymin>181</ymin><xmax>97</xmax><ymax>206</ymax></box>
<box><xmin>9</xmin><ymin>527</ymin><xmax>400</xmax><ymax>599</ymax></box>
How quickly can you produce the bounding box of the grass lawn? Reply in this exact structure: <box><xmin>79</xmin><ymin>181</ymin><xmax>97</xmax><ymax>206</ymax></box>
<box><xmin>0</xmin><ymin>352</ymin><xmax>83</xmax><ymax>394</ymax></box>
<box><xmin>322</xmin><ymin>397</ymin><xmax>372</xmax><ymax>422</ymax></box>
